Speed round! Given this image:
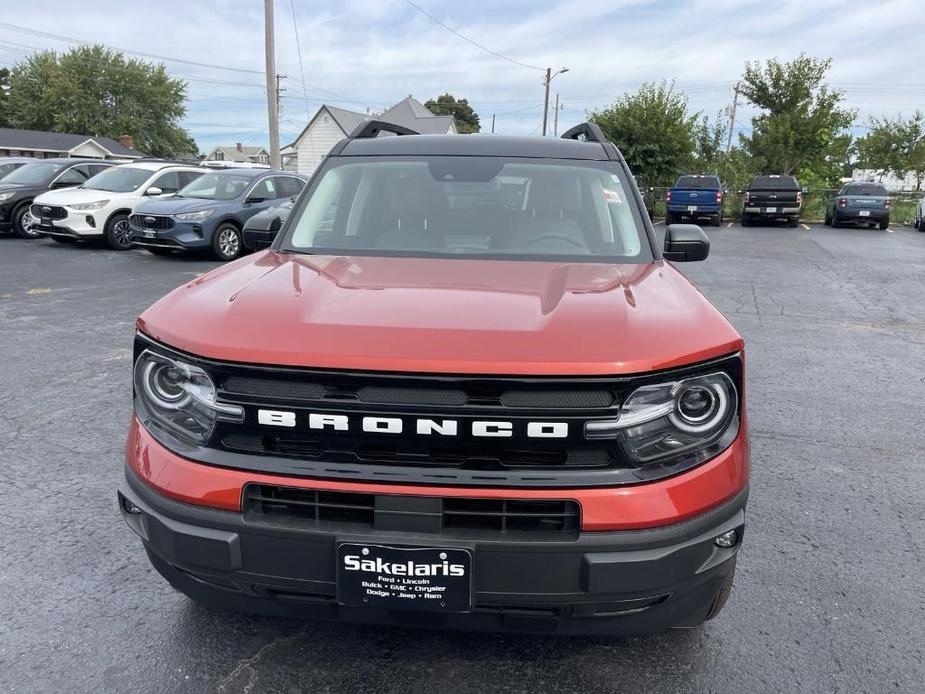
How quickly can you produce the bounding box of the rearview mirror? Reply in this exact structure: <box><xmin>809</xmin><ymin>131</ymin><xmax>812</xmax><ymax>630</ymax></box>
<box><xmin>663</xmin><ymin>224</ymin><xmax>710</xmax><ymax>262</ymax></box>
<box><xmin>145</xmin><ymin>186</ymin><xmax>163</xmax><ymax>196</ymax></box>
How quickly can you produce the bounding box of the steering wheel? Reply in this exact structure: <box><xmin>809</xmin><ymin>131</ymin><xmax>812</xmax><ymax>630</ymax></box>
<box><xmin>524</xmin><ymin>232</ymin><xmax>588</xmax><ymax>249</ymax></box>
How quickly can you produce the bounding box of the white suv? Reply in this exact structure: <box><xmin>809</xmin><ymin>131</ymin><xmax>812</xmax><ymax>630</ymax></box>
<box><xmin>31</xmin><ymin>161</ymin><xmax>205</xmax><ymax>250</ymax></box>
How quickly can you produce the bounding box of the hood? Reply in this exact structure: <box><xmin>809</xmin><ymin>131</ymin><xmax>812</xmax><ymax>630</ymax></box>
<box><xmin>0</xmin><ymin>182</ymin><xmax>39</xmax><ymax>195</ymax></box>
<box><xmin>138</xmin><ymin>252</ymin><xmax>743</xmax><ymax>376</ymax></box>
<box><xmin>133</xmin><ymin>197</ymin><xmax>224</xmax><ymax>215</ymax></box>
<box><xmin>33</xmin><ymin>187</ymin><xmax>123</xmax><ymax>206</ymax></box>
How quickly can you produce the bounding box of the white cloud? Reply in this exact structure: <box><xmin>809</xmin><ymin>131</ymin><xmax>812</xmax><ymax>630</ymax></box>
<box><xmin>2</xmin><ymin>0</ymin><xmax>923</xmax><ymax>152</ymax></box>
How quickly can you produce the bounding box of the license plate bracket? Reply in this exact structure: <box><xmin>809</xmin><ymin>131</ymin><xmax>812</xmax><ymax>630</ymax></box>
<box><xmin>859</xmin><ymin>210</ymin><xmax>871</xmax><ymax>217</ymax></box>
<box><xmin>765</xmin><ymin>207</ymin><xmax>777</xmax><ymax>213</ymax></box>
<box><xmin>336</xmin><ymin>543</ymin><xmax>473</xmax><ymax>613</ymax></box>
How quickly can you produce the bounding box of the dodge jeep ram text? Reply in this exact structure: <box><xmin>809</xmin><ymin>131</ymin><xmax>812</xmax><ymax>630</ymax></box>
<box><xmin>120</xmin><ymin>122</ymin><xmax>749</xmax><ymax>635</ymax></box>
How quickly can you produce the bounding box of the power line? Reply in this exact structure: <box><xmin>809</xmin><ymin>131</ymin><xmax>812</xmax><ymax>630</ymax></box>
<box><xmin>289</xmin><ymin>0</ymin><xmax>313</xmax><ymax>123</ymax></box>
<box><xmin>0</xmin><ymin>21</ymin><xmax>263</xmax><ymax>75</ymax></box>
<box><xmin>399</xmin><ymin>0</ymin><xmax>543</xmax><ymax>72</ymax></box>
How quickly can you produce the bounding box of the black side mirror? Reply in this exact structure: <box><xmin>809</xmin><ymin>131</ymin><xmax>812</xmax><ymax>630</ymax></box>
<box><xmin>243</xmin><ymin>227</ymin><xmax>277</xmax><ymax>250</ymax></box>
<box><xmin>245</xmin><ymin>196</ymin><xmax>265</xmax><ymax>204</ymax></box>
<box><xmin>243</xmin><ymin>212</ymin><xmax>285</xmax><ymax>250</ymax></box>
<box><xmin>663</xmin><ymin>224</ymin><xmax>710</xmax><ymax>262</ymax></box>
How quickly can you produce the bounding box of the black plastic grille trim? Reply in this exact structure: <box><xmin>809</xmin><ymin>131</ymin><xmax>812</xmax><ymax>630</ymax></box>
<box><xmin>222</xmin><ymin>434</ymin><xmax>612</xmax><ymax>470</ymax></box>
<box><xmin>129</xmin><ymin>213</ymin><xmax>175</xmax><ymax>230</ymax></box>
<box><xmin>31</xmin><ymin>204</ymin><xmax>67</xmax><ymax>220</ymax></box>
<box><xmin>243</xmin><ymin>484</ymin><xmax>581</xmax><ymax>537</ymax></box>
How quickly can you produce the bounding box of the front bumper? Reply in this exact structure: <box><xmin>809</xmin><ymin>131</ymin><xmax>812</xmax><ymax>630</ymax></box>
<box><xmin>31</xmin><ymin>209</ymin><xmax>105</xmax><ymax>238</ymax></box>
<box><xmin>121</xmin><ymin>415</ymin><xmax>749</xmax><ymax>634</ymax></box>
<box><xmin>121</xmin><ymin>467</ymin><xmax>746</xmax><ymax>634</ymax></box>
<box><xmin>129</xmin><ymin>219</ymin><xmax>212</xmax><ymax>250</ymax></box>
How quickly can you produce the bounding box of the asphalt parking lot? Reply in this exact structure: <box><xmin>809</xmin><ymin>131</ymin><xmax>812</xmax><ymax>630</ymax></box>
<box><xmin>1</xmin><ymin>223</ymin><xmax>923</xmax><ymax>694</ymax></box>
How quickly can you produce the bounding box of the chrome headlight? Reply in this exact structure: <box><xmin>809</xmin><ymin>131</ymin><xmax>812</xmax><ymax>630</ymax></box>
<box><xmin>133</xmin><ymin>349</ymin><xmax>242</xmax><ymax>446</ymax></box>
<box><xmin>586</xmin><ymin>371</ymin><xmax>738</xmax><ymax>467</ymax></box>
<box><xmin>68</xmin><ymin>199</ymin><xmax>109</xmax><ymax>211</ymax></box>
<box><xmin>176</xmin><ymin>209</ymin><xmax>214</xmax><ymax>221</ymax></box>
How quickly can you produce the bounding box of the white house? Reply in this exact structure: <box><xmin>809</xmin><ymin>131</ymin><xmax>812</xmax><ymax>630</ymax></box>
<box><xmin>286</xmin><ymin>97</ymin><xmax>456</xmax><ymax>176</ymax></box>
<box><xmin>0</xmin><ymin>127</ymin><xmax>143</xmax><ymax>159</ymax></box>
<box><xmin>204</xmin><ymin>143</ymin><xmax>270</xmax><ymax>165</ymax></box>
<box><xmin>851</xmin><ymin>168</ymin><xmax>923</xmax><ymax>192</ymax></box>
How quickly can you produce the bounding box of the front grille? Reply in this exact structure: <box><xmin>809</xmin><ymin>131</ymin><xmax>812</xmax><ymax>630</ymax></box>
<box><xmin>222</xmin><ymin>375</ymin><xmax>614</xmax><ymax>410</ymax></box>
<box><xmin>244</xmin><ymin>484</ymin><xmax>581</xmax><ymax>538</ymax></box>
<box><xmin>129</xmin><ymin>213</ymin><xmax>174</xmax><ymax>230</ymax></box>
<box><xmin>31</xmin><ymin>204</ymin><xmax>67</xmax><ymax>220</ymax></box>
<box><xmin>222</xmin><ymin>433</ymin><xmax>612</xmax><ymax>469</ymax></box>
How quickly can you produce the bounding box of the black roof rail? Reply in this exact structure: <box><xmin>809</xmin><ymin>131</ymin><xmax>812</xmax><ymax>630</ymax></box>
<box><xmin>349</xmin><ymin>120</ymin><xmax>419</xmax><ymax>139</ymax></box>
<box><xmin>560</xmin><ymin>122</ymin><xmax>607</xmax><ymax>144</ymax></box>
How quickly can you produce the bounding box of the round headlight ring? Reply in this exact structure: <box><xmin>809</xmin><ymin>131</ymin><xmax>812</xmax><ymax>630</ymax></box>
<box><xmin>142</xmin><ymin>360</ymin><xmax>191</xmax><ymax>409</ymax></box>
<box><xmin>669</xmin><ymin>378</ymin><xmax>731</xmax><ymax>434</ymax></box>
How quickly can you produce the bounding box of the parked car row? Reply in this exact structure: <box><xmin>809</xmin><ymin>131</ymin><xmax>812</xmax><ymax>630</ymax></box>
<box><xmin>0</xmin><ymin>156</ymin><xmax>306</xmax><ymax>260</ymax></box>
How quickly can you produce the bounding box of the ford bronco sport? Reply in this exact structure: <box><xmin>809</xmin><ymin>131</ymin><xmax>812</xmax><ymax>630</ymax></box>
<box><xmin>120</xmin><ymin>122</ymin><xmax>749</xmax><ymax>635</ymax></box>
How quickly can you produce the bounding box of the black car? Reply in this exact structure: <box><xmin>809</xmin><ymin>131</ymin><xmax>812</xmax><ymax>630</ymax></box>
<box><xmin>741</xmin><ymin>174</ymin><xmax>802</xmax><ymax>227</ymax></box>
<box><xmin>0</xmin><ymin>158</ymin><xmax>113</xmax><ymax>238</ymax></box>
<box><xmin>0</xmin><ymin>156</ymin><xmax>34</xmax><ymax>181</ymax></box>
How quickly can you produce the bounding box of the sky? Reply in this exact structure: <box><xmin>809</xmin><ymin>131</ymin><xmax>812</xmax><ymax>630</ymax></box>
<box><xmin>1</xmin><ymin>0</ymin><xmax>924</xmax><ymax>154</ymax></box>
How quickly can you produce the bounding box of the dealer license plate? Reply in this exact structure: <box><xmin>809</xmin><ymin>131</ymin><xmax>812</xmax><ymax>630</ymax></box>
<box><xmin>859</xmin><ymin>210</ymin><xmax>871</xmax><ymax>217</ymax></box>
<box><xmin>337</xmin><ymin>543</ymin><xmax>473</xmax><ymax>612</ymax></box>
<box><xmin>142</xmin><ymin>229</ymin><xmax>157</xmax><ymax>238</ymax></box>
<box><xmin>687</xmin><ymin>205</ymin><xmax>697</xmax><ymax>212</ymax></box>
<box><xmin>765</xmin><ymin>207</ymin><xmax>777</xmax><ymax>213</ymax></box>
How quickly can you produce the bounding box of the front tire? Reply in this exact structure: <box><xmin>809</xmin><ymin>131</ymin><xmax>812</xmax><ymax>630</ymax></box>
<box><xmin>104</xmin><ymin>213</ymin><xmax>133</xmax><ymax>250</ymax></box>
<box><xmin>211</xmin><ymin>223</ymin><xmax>243</xmax><ymax>261</ymax></box>
<box><xmin>13</xmin><ymin>204</ymin><xmax>39</xmax><ymax>239</ymax></box>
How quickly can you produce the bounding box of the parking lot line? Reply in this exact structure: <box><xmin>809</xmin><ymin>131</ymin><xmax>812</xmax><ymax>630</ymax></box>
<box><xmin>726</xmin><ymin>222</ymin><xmax>733</xmax><ymax>228</ymax></box>
<box><xmin>653</xmin><ymin>220</ymin><xmax>664</xmax><ymax>226</ymax></box>
<box><xmin>801</xmin><ymin>224</ymin><xmax>811</xmax><ymax>230</ymax></box>
<box><xmin>886</xmin><ymin>228</ymin><xmax>894</xmax><ymax>233</ymax></box>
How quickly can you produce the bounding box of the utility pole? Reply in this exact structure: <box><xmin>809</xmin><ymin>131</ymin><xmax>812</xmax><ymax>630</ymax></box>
<box><xmin>725</xmin><ymin>82</ymin><xmax>740</xmax><ymax>154</ymax></box>
<box><xmin>491</xmin><ymin>113</ymin><xmax>495</xmax><ymax>134</ymax></box>
<box><xmin>276</xmin><ymin>73</ymin><xmax>286</xmax><ymax>122</ymax></box>
<box><xmin>541</xmin><ymin>68</ymin><xmax>551</xmax><ymax>137</ymax></box>
<box><xmin>264</xmin><ymin>0</ymin><xmax>280</xmax><ymax>169</ymax></box>
<box><xmin>553</xmin><ymin>93</ymin><xmax>560</xmax><ymax>137</ymax></box>
<box><xmin>541</xmin><ymin>67</ymin><xmax>569</xmax><ymax>136</ymax></box>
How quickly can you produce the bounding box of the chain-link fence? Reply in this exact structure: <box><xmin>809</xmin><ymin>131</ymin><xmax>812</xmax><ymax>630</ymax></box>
<box><xmin>640</xmin><ymin>186</ymin><xmax>923</xmax><ymax>225</ymax></box>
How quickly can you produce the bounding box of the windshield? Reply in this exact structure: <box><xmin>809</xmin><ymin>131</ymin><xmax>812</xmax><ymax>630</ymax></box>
<box><xmin>1</xmin><ymin>162</ymin><xmax>67</xmax><ymax>185</ymax></box>
<box><xmin>83</xmin><ymin>167</ymin><xmax>153</xmax><ymax>193</ymax></box>
<box><xmin>178</xmin><ymin>173</ymin><xmax>252</xmax><ymax>200</ymax></box>
<box><xmin>283</xmin><ymin>157</ymin><xmax>651</xmax><ymax>262</ymax></box>
<box><xmin>0</xmin><ymin>162</ymin><xmax>24</xmax><ymax>180</ymax></box>
<box><xmin>843</xmin><ymin>184</ymin><xmax>887</xmax><ymax>195</ymax></box>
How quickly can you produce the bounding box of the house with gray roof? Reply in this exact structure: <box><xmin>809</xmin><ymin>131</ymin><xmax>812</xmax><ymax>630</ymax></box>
<box><xmin>203</xmin><ymin>143</ymin><xmax>271</xmax><ymax>165</ymax></box>
<box><xmin>286</xmin><ymin>97</ymin><xmax>456</xmax><ymax>176</ymax></box>
<box><xmin>0</xmin><ymin>127</ymin><xmax>143</xmax><ymax>159</ymax></box>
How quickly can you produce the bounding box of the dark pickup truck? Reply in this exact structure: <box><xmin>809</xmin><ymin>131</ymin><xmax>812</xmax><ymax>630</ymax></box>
<box><xmin>665</xmin><ymin>175</ymin><xmax>724</xmax><ymax>226</ymax></box>
<box><xmin>741</xmin><ymin>175</ymin><xmax>801</xmax><ymax>227</ymax></box>
<box><xmin>825</xmin><ymin>182</ymin><xmax>890</xmax><ymax>230</ymax></box>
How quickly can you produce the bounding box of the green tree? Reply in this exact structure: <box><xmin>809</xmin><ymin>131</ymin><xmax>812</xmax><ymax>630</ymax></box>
<box><xmin>0</xmin><ymin>68</ymin><xmax>11</xmax><ymax>127</ymax></box>
<box><xmin>588</xmin><ymin>81</ymin><xmax>698</xmax><ymax>186</ymax></box>
<box><xmin>692</xmin><ymin>113</ymin><xmax>727</xmax><ymax>172</ymax></box>
<box><xmin>856</xmin><ymin>112</ymin><xmax>925</xmax><ymax>190</ymax></box>
<box><xmin>738</xmin><ymin>55</ymin><xmax>855</xmax><ymax>185</ymax></box>
<box><xmin>424</xmin><ymin>93</ymin><xmax>480</xmax><ymax>133</ymax></box>
<box><xmin>4</xmin><ymin>45</ymin><xmax>197</xmax><ymax>157</ymax></box>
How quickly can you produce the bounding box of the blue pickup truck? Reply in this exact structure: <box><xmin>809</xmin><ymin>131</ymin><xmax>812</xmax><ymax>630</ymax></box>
<box><xmin>825</xmin><ymin>182</ymin><xmax>891</xmax><ymax>230</ymax></box>
<box><xmin>665</xmin><ymin>174</ymin><xmax>724</xmax><ymax>226</ymax></box>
